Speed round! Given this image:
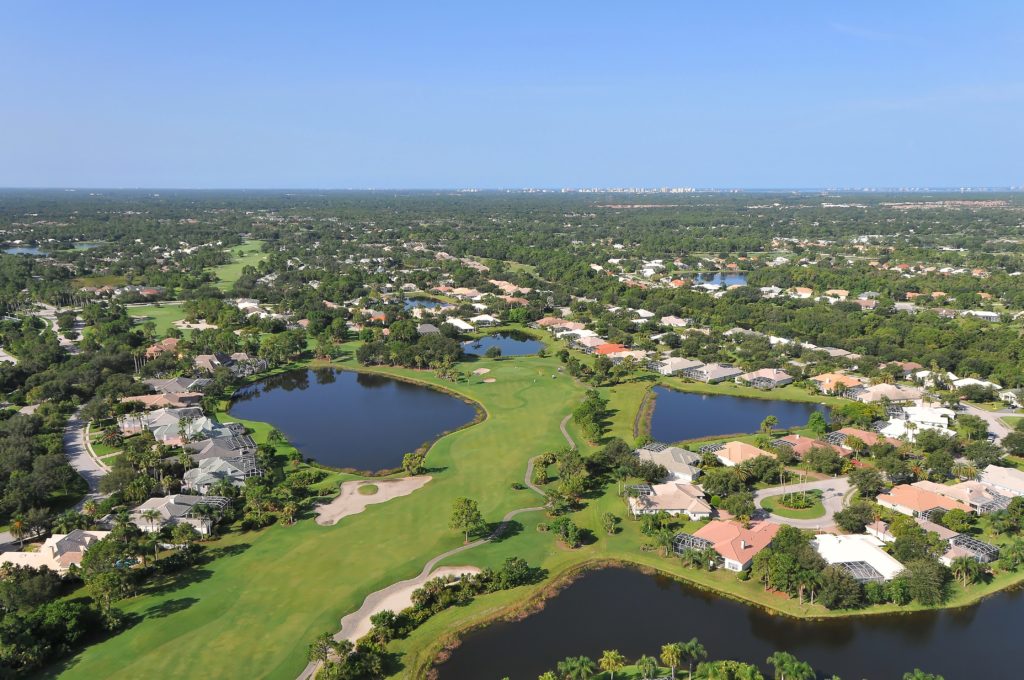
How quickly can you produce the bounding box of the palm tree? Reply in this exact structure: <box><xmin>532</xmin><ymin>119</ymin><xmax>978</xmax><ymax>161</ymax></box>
<box><xmin>681</xmin><ymin>638</ymin><xmax>707</xmax><ymax>678</ymax></box>
<box><xmin>950</xmin><ymin>555</ymin><xmax>982</xmax><ymax>587</ymax></box>
<box><xmin>82</xmin><ymin>499</ymin><xmax>98</xmax><ymax>517</ymax></box>
<box><xmin>760</xmin><ymin>415</ymin><xmax>779</xmax><ymax>436</ymax></box>
<box><xmin>661</xmin><ymin>643</ymin><xmax>683</xmax><ymax>679</ymax></box>
<box><xmin>10</xmin><ymin>515</ymin><xmax>26</xmax><ymax>548</ymax></box>
<box><xmin>538</xmin><ymin>673</ymin><xmax>558</xmax><ymax>680</ymax></box>
<box><xmin>556</xmin><ymin>655</ymin><xmax>596</xmax><ymax>680</ymax></box>
<box><xmin>635</xmin><ymin>655</ymin><xmax>659</xmax><ymax>680</ymax></box>
<box><xmin>141</xmin><ymin>508</ymin><xmax>161</xmax><ymax>533</ymax></box>
<box><xmin>599</xmin><ymin>650</ymin><xmax>626</xmax><ymax>679</ymax></box>
<box><xmin>281</xmin><ymin>502</ymin><xmax>297</xmax><ymax>526</ymax></box>
<box><xmin>767</xmin><ymin>651</ymin><xmax>816</xmax><ymax>680</ymax></box>
<box><xmin>951</xmin><ymin>461</ymin><xmax>978</xmax><ymax>481</ymax></box>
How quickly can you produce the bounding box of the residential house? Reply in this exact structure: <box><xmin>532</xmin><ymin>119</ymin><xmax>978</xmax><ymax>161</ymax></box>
<box><xmin>657</xmin><ymin>357</ymin><xmax>704</xmax><ymax>376</ymax></box>
<box><xmin>0</xmin><ymin>530</ymin><xmax>110</xmax><ymax>574</ymax></box>
<box><xmin>636</xmin><ymin>444</ymin><xmax>702</xmax><ymax>483</ymax></box>
<box><xmin>627</xmin><ymin>483</ymin><xmax>712</xmax><ymax>520</ymax></box>
<box><xmin>660</xmin><ymin>315</ymin><xmax>690</xmax><ymax>328</ymax></box>
<box><xmin>445</xmin><ymin>318</ymin><xmax>475</xmax><ymax>332</ymax></box>
<box><xmin>121</xmin><ymin>392</ymin><xmax>203</xmax><ymax>409</ymax></box>
<box><xmin>980</xmin><ymin>465</ymin><xmax>1024</xmax><ymax>497</ymax></box>
<box><xmin>876</xmin><ymin>484</ymin><xmax>971</xmax><ymax>517</ymax></box>
<box><xmin>999</xmin><ymin>389</ymin><xmax>1024</xmax><ymax>408</ymax></box>
<box><xmin>416</xmin><ymin>323</ymin><xmax>440</xmax><ymax>336</ymax></box>
<box><xmin>144</xmin><ymin>377</ymin><xmax>211</xmax><ymax>394</ymax></box>
<box><xmin>130</xmin><ymin>494</ymin><xmax>230</xmax><ymax>535</ymax></box>
<box><xmin>813</xmin><ymin>534</ymin><xmax>905</xmax><ymax>582</ymax></box>
<box><xmin>771</xmin><ymin>434</ymin><xmax>838</xmax><ymax>459</ymax></box>
<box><xmin>736</xmin><ymin>368</ymin><xmax>793</xmax><ymax>390</ymax></box>
<box><xmin>715</xmin><ymin>441</ymin><xmax>775</xmax><ymax>467</ymax></box>
<box><xmin>851</xmin><ymin>383</ymin><xmax>924</xmax><ymax>404</ymax></box>
<box><xmin>145</xmin><ymin>337</ymin><xmax>180</xmax><ymax>359</ymax></box>
<box><xmin>183</xmin><ymin>456</ymin><xmax>262</xmax><ymax>493</ymax></box>
<box><xmin>469</xmin><ymin>314</ymin><xmax>500</xmax><ymax>326</ymax></box>
<box><xmin>912</xmin><ymin>480</ymin><xmax>1010</xmax><ymax>514</ymax></box>
<box><xmin>686</xmin><ymin>520</ymin><xmax>781</xmax><ymax>571</ymax></box>
<box><xmin>824</xmin><ymin>427</ymin><xmax>902</xmax><ymax>452</ymax></box>
<box><xmin>810</xmin><ymin>372</ymin><xmax>863</xmax><ymax>395</ymax></box>
<box><xmin>194</xmin><ymin>352</ymin><xmax>267</xmax><ymax>377</ymax></box>
<box><xmin>682</xmin><ymin>363</ymin><xmax>743</xmax><ymax>384</ymax></box>
<box><xmin>595</xmin><ymin>343</ymin><xmax>629</xmax><ymax>356</ymax></box>
<box><xmin>187</xmin><ymin>432</ymin><xmax>257</xmax><ymax>461</ymax></box>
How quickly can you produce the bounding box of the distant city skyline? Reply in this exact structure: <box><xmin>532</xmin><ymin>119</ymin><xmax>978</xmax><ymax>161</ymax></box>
<box><xmin>1</xmin><ymin>2</ymin><xmax>1021</xmax><ymax>189</ymax></box>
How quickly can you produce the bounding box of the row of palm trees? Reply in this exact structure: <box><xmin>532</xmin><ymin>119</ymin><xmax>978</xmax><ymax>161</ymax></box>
<box><xmin>538</xmin><ymin>638</ymin><xmax>708</xmax><ymax>679</ymax></box>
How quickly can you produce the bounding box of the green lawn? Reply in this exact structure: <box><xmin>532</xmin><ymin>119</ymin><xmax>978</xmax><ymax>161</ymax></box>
<box><xmin>48</xmin><ymin>346</ymin><xmax>1024</xmax><ymax>680</ymax></box>
<box><xmin>760</xmin><ymin>490</ymin><xmax>825</xmax><ymax>519</ymax></box>
<box><xmin>50</xmin><ymin>353</ymin><xmax>587</xmax><ymax>680</ymax></box>
<box><xmin>128</xmin><ymin>303</ymin><xmax>186</xmax><ymax>337</ymax></box>
<box><xmin>1000</xmin><ymin>415</ymin><xmax>1024</xmax><ymax>429</ymax></box>
<box><xmin>213</xmin><ymin>240</ymin><xmax>267</xmax><ymax>290</ymax></box>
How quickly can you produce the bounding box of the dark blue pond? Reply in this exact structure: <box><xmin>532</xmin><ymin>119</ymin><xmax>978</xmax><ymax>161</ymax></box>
<box><xmin>404</xmin><ymin>297</ymin><xmax>446</xmax><ymax>310</ymax></box>
<box><xmin>695</xmin><ymin>271</ymin><xmax>747</xmax><ymax>286</ymax></box>
<box><xmin>4</xmin><ymin>243</ymin><xmax>99</xmax><ymax>256</ymax></box>
<box><xmin>228</xmin><ymin>368</ymin><xmax>477</xmax><ymax>471</ymax></box>
<box><xmin>649</xmin><ymin>386</ymin><xmax>829</xmax><ymax>442</ymax></box>
<box><xmin>462</xmin><ymin>332</ymin><xmax>543</xmax><ymax>357</ymax></box>
<box><xmin>439</xmin><ymin>566</ymin><xmax>1012</xmax><ymax>680</ymax></box>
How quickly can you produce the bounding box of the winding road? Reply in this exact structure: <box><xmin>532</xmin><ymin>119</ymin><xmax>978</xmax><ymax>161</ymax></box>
<box><xmin>754</xmin><ymin>476</ymin><xmax>851</xmax><ymax>530</ymax></box>
<box><xmin>958</xmin><ymin>402</ymin><xmax>1013</xmax><ymax>443</ymax></box>
<box><xmin>63</xmin><ymin>411</ymin><xmax>109</xmax><ymax>510</ymax></box>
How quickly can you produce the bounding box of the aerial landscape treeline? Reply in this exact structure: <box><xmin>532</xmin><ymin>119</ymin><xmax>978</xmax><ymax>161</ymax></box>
<box><xmin>0</xmin><ymin>189</ymin><xmax>1022</xmax><ymax>678</ymax></box>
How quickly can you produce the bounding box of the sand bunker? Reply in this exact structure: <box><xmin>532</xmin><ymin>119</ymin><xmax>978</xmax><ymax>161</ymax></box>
<box><xmin>472</xmin><ymin>367</ymin><xmax>491</xmax><ymax>375</ymax></box>
<box><xmin>314</xmin><ymin>476</ymin><xmax>431</xmax><ymax>526</ymax></box>
<box><xmin>336</xmin><ymin>565</ymin><xmax>481</xmax><ymax>643</ymax></box>
<box><xmin>483</xmin><ymin>378</ymin><xmax>497</xmax><ymax>383</ymax></box>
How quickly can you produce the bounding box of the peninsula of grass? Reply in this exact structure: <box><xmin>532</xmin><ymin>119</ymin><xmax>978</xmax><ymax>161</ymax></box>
<box><xmin>213</xmin><ymin>239</ymin><xmax>267</xmax><ymax>290</ymax></box>
<box><xmin>760</xmin><ymin>490</ymin><xmax>826</xmax><ymax>519</ymax></box>
<box><xmin>357</xmin><ymin>483</ymin><xmax>379</xmax><ymax>496</ymax></box>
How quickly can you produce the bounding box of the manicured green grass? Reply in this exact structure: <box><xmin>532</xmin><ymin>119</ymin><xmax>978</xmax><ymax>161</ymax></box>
<box><xmin>357</xmin><ymin>484</ymin><xmax>379</xmax><ymax>496</ymax></box>
<box><xmin>49</xmin><ymin>343</ymin><xmax>1024</xmax><ymax>680</ymax></box>
<box><xmin>50</xmin><ymin>354</ymin><xmax>587</xmax><ymax>680</ymax></box>
<box><xmin>213</xmin><ymin>240</ymin><xmax>267</xmax><ymax>290</ymax></box>
<box><xmin>72</xmin><ymin>274</ymin><xmax>126</xmax><ymax>288</ymax></box>
<box><xmin>659</xmin><ymin>376</ymin><xmax>846</xmax><ymax>406</ymax></box>
<box><xmin>88</xmin><ymin>439</ymin><xmax>120</xmax><ymax>458</ymax></box>
<box><xmin>760</xmin><ymin>490</ymin><xmax>826</xmax><ymax>519</ymax></box>
<box><xmin>128</xmin><ymin>303</ymin><xmax>186</xmax><ymax>337</ymax></box>
<box><xmin>1000</xmin><ymin>415</ymin><xmax>1024</xmax><ymax>429</ymax></box>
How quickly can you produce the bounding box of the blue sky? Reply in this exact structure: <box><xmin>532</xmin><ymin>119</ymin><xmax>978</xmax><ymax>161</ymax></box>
<box><xmin>1</xmin><ymin>2</ymin><xmax>1021</xmax><ymax>188</ymax></box>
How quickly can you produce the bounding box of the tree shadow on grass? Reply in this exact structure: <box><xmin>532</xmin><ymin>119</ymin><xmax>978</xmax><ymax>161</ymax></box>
<box><xmin>143</xmin><ymin>597</ymin><xmax>198</xmax><ymax>619</ymax></box>
<box><xmin>487</xmin><ymin>519</ymin><xmax>524</xmax><ymax>543</ymax></box>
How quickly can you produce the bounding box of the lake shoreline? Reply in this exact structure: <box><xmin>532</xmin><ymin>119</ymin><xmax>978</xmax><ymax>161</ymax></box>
<box><xmin>426</xmin><ymin>558</ymin><xmax>1024</xmax><ymax>678</ymax></box>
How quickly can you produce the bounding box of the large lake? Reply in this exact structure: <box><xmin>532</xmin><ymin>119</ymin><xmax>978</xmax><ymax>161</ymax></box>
<box><xmin>3</xmin><ymin>243</ymin><xmax>99</xmax><ymax>256</ymax></box>
<box><xmin>462</xmin><ymin>332</ymin><xmax>543</xmax><ymax>357</ymax></box>
<box><xmin>438</xmin><ymin>566</ymin><xmax>1018</xmax><ymax>680</ymax></box>
<box><xmin>649</xmin><ymin>386</ymin><xmax>829</xmax><ymax>442</ymax></box>
<box><xmin>228</xmin><ymin>368</ymin><xmax>477</xmax><ymax>471</ymax></box>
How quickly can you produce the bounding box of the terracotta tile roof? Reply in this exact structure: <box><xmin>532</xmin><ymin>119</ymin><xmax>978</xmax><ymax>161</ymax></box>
<box><xmin>693</xmin><ymin>520</ymin><xmax>780</xmax><ymax>564</ymax></box>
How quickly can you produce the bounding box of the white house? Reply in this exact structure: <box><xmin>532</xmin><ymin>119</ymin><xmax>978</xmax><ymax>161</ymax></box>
<box><xmin>813</xmin><ymin>534</ymin><xmax>905</xmax><ymax>582</ymax></box>
<box><xmin>627</xmin><ymin>483</ymin><xmax>712</xmax><ymax>520</ymax></box>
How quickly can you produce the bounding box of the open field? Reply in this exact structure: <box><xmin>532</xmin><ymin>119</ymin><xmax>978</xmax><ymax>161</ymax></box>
<box><xmin>213</xmin><ymin>240</ymin><xmax>267</xmax><ymax>290</ymax></box>
<box><xmin>127</xmin><ymin>303</ymin><xmax>186</xmax><ymax>337</ymax></box>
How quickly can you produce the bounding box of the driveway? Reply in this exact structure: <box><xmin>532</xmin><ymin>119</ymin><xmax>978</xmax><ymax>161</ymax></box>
<box><xmin>958</xmin><ymin>402</ymin><xmax>1013</xmax><ymax>443</ymax></box>
<box><xmin>63</xmin><ymin>411</ymin><xmax>109</xmax><ymax>510</ymax></box>
<box><xmin>754</xmin><ymin>476</ymin><xmax>851</xmax><ymax>530</ymax></box>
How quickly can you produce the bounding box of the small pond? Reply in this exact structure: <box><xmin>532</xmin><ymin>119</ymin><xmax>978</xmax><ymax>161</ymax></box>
<box><xmin>228</xmin><ymin>368</ymin><xmax>477</xmax><ymax>471</ymax></box>
<box><xmin>462</xmin><ymin>332</ymin><xmax>543</xmax><ymax>357</ymax></box>
<box><xmin>438</xmin><ymin>566</ymin><xmax>1017</xmax><ymax>680</ymax></box>
<box><xmin>649</xmin><ymin>386</ymin><xmax>829</xmax><ymax>442</ymax></box>
<box><xmin>404</xmin><ymin>298</ymin><xmax>446</xmax><ymax>310</ymax></box>
<box><xmin>3</xmin><ymin>243</ymin><xmax>100</xmax><ymax>256</ymax></box>
<box><xmin>695</xmin><ymin>271</ymin><xmax>747</xmax><ymax>286</ymax></box>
